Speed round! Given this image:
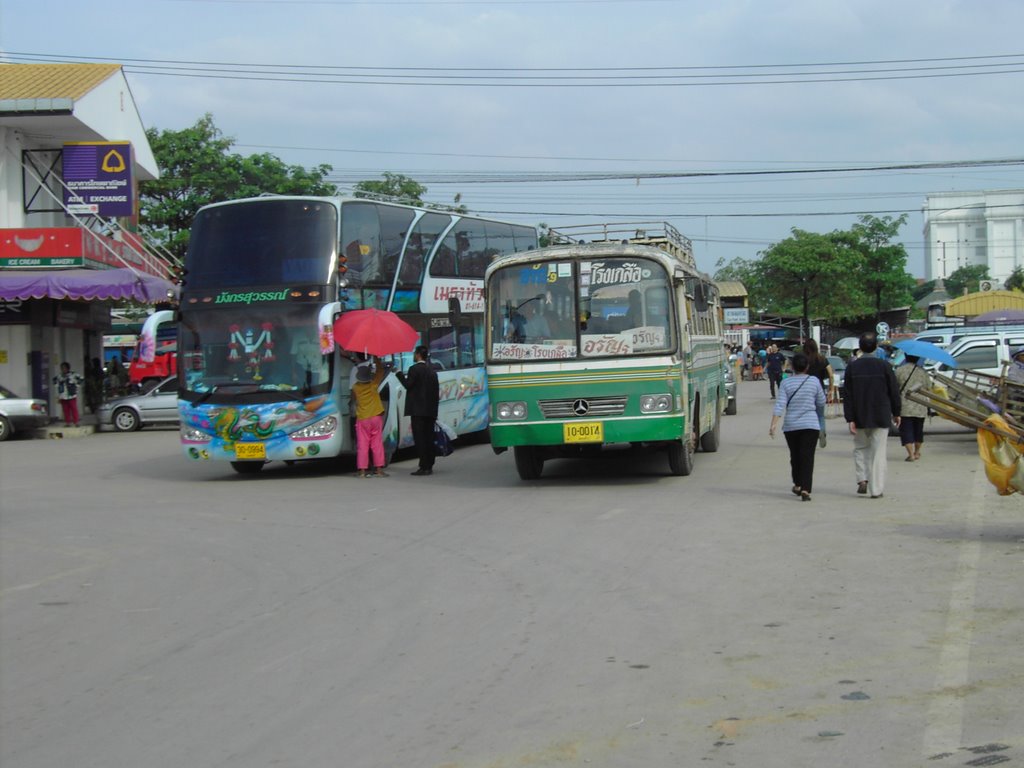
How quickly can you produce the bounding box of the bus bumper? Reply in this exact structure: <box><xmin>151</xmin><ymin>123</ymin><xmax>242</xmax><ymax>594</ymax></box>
<box><xmin>489</xmin><ymin>416</ymin><xmax>684</xmax><ymax>449</ymax></box>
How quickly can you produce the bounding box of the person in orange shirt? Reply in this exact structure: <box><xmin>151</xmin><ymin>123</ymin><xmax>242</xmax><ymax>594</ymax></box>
<box><xmin>350</xmin><ymin>356</ymin><xmax>388</xmax><ymax>478</ymax></box>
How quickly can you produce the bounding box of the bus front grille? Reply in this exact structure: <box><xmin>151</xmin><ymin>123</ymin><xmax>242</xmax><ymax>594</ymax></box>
<box><xmin>539</xmin><ymin>396</ymin><xmax>628</xmax><ymax>419</ymax></box>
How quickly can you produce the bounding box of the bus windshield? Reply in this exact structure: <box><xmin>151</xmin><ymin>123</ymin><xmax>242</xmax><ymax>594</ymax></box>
<box><xmin>186</xmin><ymin>200</ymin><xmax>337</xmax><ymax>289</ymax></box>
<box><xmin>179</xmin><ymin>304</ymin><xmax>331</xmax><ymax>396</ymax></box>
<box><xmin>488</xmin><ymin>256</ymin><xmax>674</xmax><ymax>361</ymax></box>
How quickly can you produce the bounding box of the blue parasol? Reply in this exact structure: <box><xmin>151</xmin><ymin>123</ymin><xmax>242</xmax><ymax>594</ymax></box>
<box><xmin>893</xmin><ymin>339</ymin><xmax>957</xmax><ymax>368</ymax></box>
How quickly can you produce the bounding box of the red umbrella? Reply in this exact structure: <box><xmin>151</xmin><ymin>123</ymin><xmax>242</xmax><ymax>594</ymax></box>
<box><xmin>332</xmin><ymin>309</ymin><xmax>420</xmax><ymax>356</ymax></box>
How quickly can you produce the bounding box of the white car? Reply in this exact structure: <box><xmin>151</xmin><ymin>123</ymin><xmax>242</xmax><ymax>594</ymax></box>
<box><xmin>98</xmin><ymin>377</ymin><xmax>179</xmax><ymax>432</ymax></box>
<box><xmin>0</xmin><ymin>385</ymin><xmax>49</xmax><ymax>440</ymax></box>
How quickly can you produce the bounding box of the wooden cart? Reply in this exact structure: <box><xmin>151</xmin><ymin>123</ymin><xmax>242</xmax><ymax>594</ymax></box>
<box><xmin>904</xmin><ymin>365</ymin><xmax>1024</xmax><ymax>494</ymax></box>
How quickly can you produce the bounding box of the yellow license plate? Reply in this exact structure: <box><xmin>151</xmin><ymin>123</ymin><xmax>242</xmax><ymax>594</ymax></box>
<box><xmin>234</xmin><ymin>442</ymin><xmax>266</xmax><ymax>460</ymax></box>
<box><xmin>564</xmin><ymin>422</ymin><xmax>603</xmax><ymax>444</ymax></box>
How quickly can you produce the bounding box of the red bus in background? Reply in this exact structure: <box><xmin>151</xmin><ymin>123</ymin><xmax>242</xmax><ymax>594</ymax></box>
<box><xmin>129</xmin><ymin>339</ymin><xmax>177</xmax><ymax>385</ymax></box>
<box><xmin>128</xmin><ymin>323</ymin><xmax>178</xmax><ymax>387</ymax></box>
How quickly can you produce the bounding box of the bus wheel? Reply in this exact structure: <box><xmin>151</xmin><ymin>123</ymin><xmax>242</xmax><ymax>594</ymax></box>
<box><xmin>514</xmin><ymin>446</ymin><xmax>544</xmax><ymax>480</ymax></box>
<box><xmin>667</xmin><ymin>436</ymin><xmax>694</xmax><ymax>476</ymax></box>
<box><xmin>699</xmin><ymin>407</ymin><xmax>721</xmax><ymax>453</ymax></box>
<box><xmin>230</xmin><ymin>461</ymin><xmax>265</xmax><ymax>475</ymax></box>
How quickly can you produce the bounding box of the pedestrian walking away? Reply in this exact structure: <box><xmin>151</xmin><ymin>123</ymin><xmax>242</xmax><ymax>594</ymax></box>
<box><xmin>765</xmin><ymin>344</ymin><xmax>785</xmax><ymax>398</ymax></box>
<box><xmin>803</xmin><ymin>338</ymin><xmax>836</xmax><ymax>448</ymax></box>
<box><xmin>769</xmin><ymin>351</ymin><xmax>826</xmax><ymax>502</ymax></box>
<box><xmin>842</xmin><ymin>332</ymin><xmax>901</xmax><ymax>498</ymax></box>
<box><xmin>894</xmin><ymin>354</ymin><xmax>931</xmax><ymax>462</ymax></box>
<box><xmin>396</xmin><ymin>345</ymin><xmax>440</xmax><ymax>476</ymax></box>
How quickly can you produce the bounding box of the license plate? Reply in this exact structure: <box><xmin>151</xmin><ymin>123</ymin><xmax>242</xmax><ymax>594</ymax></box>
<box><xmin>234</xmin><ymin>442</ymin><xmax>266</xmax><ymax>460</ymax></box>
<box><xmin>564</xmin><ymin>421</ymin><xmax>603</xmax><ymax>444</ymax></box>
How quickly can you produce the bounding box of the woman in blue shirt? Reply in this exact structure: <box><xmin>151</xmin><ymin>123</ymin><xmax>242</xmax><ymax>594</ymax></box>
<box><xmin>769</xmin><ymin>351</ymin><xmax>826</xmax><ymax>501</ymax></box>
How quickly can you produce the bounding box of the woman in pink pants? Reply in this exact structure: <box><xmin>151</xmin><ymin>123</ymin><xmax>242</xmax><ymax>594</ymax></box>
<box><xmin>350</xmin><ymin>358</ymin><xmax>388</xmax><ymax>477</ymax></box>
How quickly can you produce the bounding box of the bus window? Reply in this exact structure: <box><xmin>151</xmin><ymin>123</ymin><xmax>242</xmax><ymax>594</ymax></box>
<box><xmin>431</xmin><ymin>218</ymin><xmax>489</xmax><ymax>277</ymax></box>
<box><xmin>486</xmin><ymin>222</ymin><xmax>515</xmax><ymax>267</ymax></box>
<box><xmin>379</xmin><ymin>205</ymin><xmax>416</xmax><ymax>282</ymax></box>
<box><xmin>461</xmin><ymin>219</ymin><xmax>490</xmax><ymax>277</ymax></box>
<box><xmin>512</xmin><ymin>225</ymin><xmax>539</xmax><ymax>252</ymax></box>
<box><xmin>341</xmin><ymin>202</ymin><xmax>383</xmax><ymax>285</ymax></box>
<box><xmin>428</xmin><ymin>323</ymin><xmax>456</xmax><ymax>370</ymax></box>
<box><xmin>579</xmin><ymin>258</ymin><xmax>674</xmax><ymax>356</ymax></box>
<box><xmin>400</xmin><ymin>212</ymin><xmax>450</xmax><ymax>286</ymax></box>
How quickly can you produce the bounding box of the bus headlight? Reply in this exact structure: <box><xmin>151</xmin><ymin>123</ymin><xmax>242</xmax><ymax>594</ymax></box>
<box><xmin>292</xmin><ymin>415</ymin><xmax>338</xmax><ymax>439</ymax></box>
<box><xmin>180</xmin><ymin>425</ymin><xmax>212</xmax><ymax>442</ymax></box>
<box><xmin>496</xmin><ymin>401</ymin><xmax>527</xmax><ymax>420</ymax></box>
<box><xmin>640</xmin><ymin>394</ymin><xmax>673</xmax><ymax>413</ymax></box>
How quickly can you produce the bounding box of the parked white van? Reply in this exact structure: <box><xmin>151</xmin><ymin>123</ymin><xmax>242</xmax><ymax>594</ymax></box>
<box><xmin>913</xmin><ymin>329</ymin><xmax>960</xmax><ymax>348</ymax></box>
<box><xmin>936</xmin><ymin>330</ymin><xmax>1024</xmax><ymax>378</ymax></box>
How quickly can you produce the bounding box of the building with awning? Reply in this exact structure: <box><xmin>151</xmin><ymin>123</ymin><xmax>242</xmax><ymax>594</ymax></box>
<box><xmin>0</xmin><ymin>62</ymin><xmax>176</xmax><ymax>409</ymax></box>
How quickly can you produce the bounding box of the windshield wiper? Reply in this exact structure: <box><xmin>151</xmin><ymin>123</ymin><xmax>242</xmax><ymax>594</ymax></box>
<box><xmin>194</xmin><ymin>385</ymin><xmax>219</xmax><ymax>405</ymax></box>
<box><xmin>191</xmin><ymin>381</ymin><xmax>259</xmax><ymax>404</ymax></box>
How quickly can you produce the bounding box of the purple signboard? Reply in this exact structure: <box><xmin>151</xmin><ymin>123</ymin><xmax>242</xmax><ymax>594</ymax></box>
<box><xmin>62</xmin><ymin>142</ymin><xmax>134</xmax><ymax>217</ymax></box>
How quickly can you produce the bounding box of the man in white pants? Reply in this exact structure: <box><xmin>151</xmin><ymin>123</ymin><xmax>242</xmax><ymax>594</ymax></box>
<box><xmin>842</xmin><ymin>332</ymin><xmax>901</xmax><ymax>498</ymax></box>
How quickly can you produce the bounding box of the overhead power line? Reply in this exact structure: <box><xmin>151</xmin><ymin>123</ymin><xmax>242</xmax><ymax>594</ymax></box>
<box><xmin>323</xmin><ymin>158</ymin><xmax>1024</xmax><ymax>185</ymax></box>
<box><xmin>3</xmin><ymin>51</ymin><xmax>1023</xmax><ymax>87</ymax></box>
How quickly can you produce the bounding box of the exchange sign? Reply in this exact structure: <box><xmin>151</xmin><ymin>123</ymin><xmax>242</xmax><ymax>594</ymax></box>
<box><xmin>62</xmin><ymin>142</ymin><xmax>134</xmax><ymax>217</ymax></box>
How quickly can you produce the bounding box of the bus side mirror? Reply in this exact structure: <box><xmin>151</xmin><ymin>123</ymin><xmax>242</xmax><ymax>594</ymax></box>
<box><xmin>448</xmin><ymin>297</ymin><xmax>462</xmax><ymax>327</ymax></box>
<box><xmin>694</xmin><ymin>283</ymin><xmax>709</xmax><ymax>312</ymax></box>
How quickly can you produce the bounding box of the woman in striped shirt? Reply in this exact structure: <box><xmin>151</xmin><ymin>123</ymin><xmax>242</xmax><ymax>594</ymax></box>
<box><xmin>769</xmin><ymin>351</ymin><xmax>826</xmax><ymax>502</ymax></box>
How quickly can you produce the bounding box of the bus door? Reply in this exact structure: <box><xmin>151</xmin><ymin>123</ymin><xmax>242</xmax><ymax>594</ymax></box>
<box><xmin>676</xmin><ymin>278</ymin><xmax>695</xmax><ymax>403</ymax></box>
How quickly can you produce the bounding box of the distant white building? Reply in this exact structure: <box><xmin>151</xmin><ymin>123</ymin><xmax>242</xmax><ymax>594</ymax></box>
<box><xmin>922</xmin><ymin>189</ymin><xmax>1024</xmax><ymax>284</ymax></box>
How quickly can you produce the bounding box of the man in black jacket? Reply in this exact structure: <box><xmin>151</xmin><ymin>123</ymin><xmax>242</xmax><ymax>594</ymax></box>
<box><xmin>397</xmin><ymin>345</ymin><xmax>440</xmax><ymax>476</ymax></box>
<box><xmin>843</xmin><ymin>332</ymin><xmax>901</xmax><ymax>498</ymax></box>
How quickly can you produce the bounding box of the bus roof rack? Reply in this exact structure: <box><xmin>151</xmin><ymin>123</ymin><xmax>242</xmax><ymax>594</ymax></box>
<box><xmin>546</xmin><ymin>221</ymin><xmax>694</xmax><ymax>267</ymax></box>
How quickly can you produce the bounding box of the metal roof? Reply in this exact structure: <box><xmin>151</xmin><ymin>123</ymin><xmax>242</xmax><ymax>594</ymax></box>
<box><xmin>0</xmin><ymin>63</ymin><xmax>122</xmax><ymax>105</ymax></box>
<box><xmin>945</xmin><ymin>289</ymin><xmax>1024</xmax><ymax>317</ymax></box>
<box><xmin>715</xmin><ymin>280</ymin><xmax>748</xmax><ymax>297</ymax></box>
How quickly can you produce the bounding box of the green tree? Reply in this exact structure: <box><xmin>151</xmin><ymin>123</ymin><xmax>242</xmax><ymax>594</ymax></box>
<box><xmin>849</xmin><ymin>214</ymin><xmax>915</xmax><ymax>321</ymax></box>
<box><xmin>353</xmin><ymin>173</ymin><xmax>467</xmax><ymax>213</ymax></box>
<box><xmin>755</xmin><ymin>229</ymin><xmax>865</xmax><ymax>332</ymax></box>
<box><xmin>713</xmin><ymin>256</ymin><xmax>762</xmax><ymax>309</ymax></box>
<box><xmin>944</xmin><ymin>264</ymin><xmax>991</xmax><ymax>298</ymax></box>
<box><xmin>1004</xmin><ymin>267</ymin><xmax>1024</xmax><ymax>292</ymax></box>
<box><xmin>140</xmin><ymin>114</ymin><xmax>335</xmax><ymax>260</ymax></box>
<box><xmin>353</xmin><ymin>172</ymin><xmax>427</xmax><ymax>205</ymax></box>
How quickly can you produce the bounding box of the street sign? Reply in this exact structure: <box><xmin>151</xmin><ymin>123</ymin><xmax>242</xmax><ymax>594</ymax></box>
<box><xmin>876</xmin><ymin>321</ymin><xmax>890</xmax><ymax>340</ymax></box>
<box><xmin>723</xmin><ymin>308</ymin><xmax>750</xmax><ymax>325</ymax></box>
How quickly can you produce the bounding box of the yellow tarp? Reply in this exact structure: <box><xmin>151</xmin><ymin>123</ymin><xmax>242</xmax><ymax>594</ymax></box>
<box><xmin>977</xmin><ymin>414</ymin><xmax>1024</xmax><ymax>495</ymax></box>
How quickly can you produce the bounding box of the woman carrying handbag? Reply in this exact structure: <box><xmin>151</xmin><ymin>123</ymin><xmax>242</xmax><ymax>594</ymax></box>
<box><xmin>769</xmin><ymin>351</ymin><xmax>826</xmax><ymax>502</ymax></box>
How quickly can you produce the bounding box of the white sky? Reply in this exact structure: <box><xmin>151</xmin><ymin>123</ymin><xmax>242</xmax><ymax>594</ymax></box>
<box><xmin>3</xmin><ymin>0</ymin><xmax>1023</xmax><ymax>277</ymax></box>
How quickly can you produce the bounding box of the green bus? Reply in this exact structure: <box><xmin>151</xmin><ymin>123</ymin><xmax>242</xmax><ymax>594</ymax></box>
<box><xmin>484</xmin><ymin>223</ymin><xmax>726</xmax><ymax>479</ymax></box>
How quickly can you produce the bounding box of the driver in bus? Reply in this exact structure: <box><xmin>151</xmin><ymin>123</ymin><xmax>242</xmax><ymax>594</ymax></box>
<box><xmin>505</xmin><ymin>307</ymin><xmax>527</xmax><ymax>343</ymax></box>
<box><xmin>523</xmin><ymin>301</ymin><xmax>551</xmax><ymax>340</ymax></box>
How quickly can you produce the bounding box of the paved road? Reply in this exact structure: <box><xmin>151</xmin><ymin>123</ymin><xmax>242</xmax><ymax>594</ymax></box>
<box><xmin>1</xmin><ymin>377</ymin><xmax>1021</xmax><ymax>768</ymax></box>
